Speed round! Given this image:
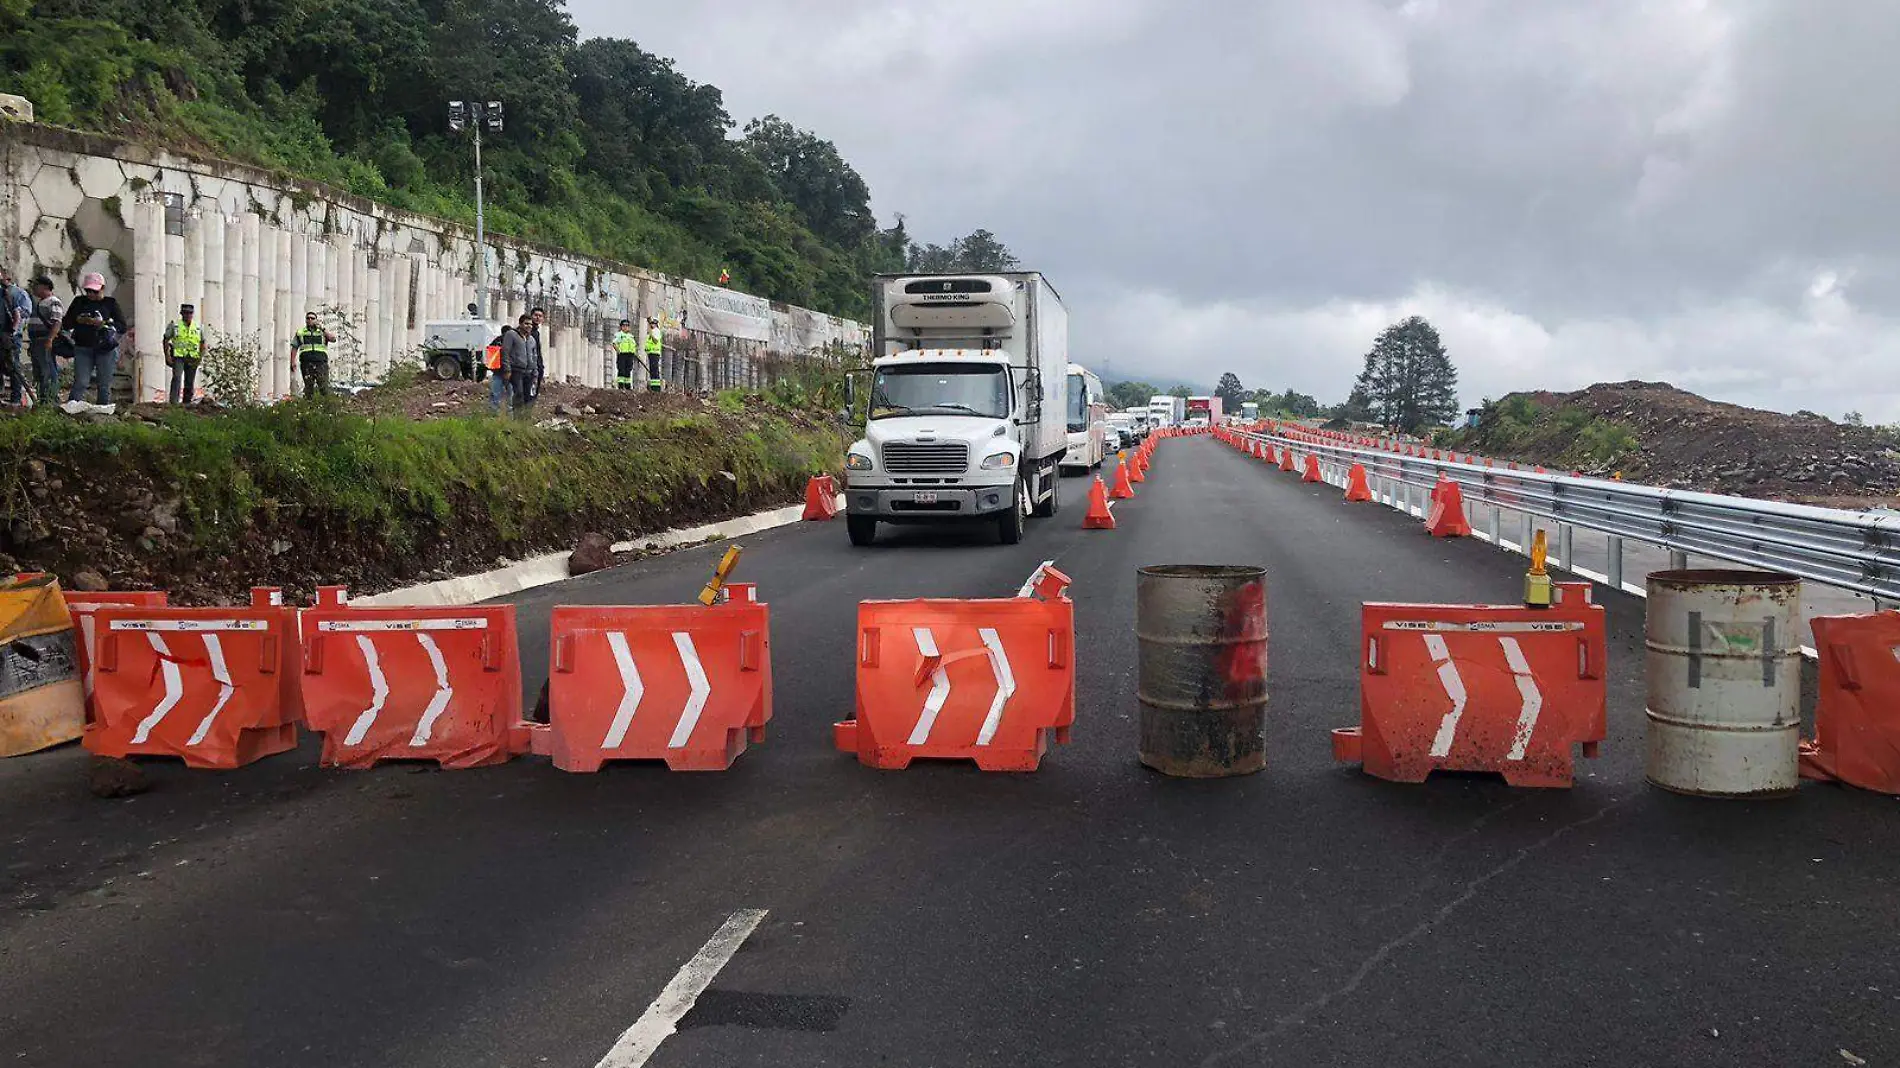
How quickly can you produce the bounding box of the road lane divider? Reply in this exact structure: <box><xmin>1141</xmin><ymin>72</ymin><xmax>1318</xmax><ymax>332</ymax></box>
<box><xmin>300</xmin><ymin>601</ymin><xmax>526</xmax><ymax>769</ymax></box>
<box><xmin>531</xmin><ymin>582</ymin><xmax>772</xmax><ymax>772</ymax></box>
<box><xmin>1334</xmin><ymin>581</ymin><xmax>1607</xmax><ymax>787</ymax></box>
<box><xmin>1800</xmin><ymin>612</ymin><xmax>1900</xmax><ymax>795</ymax></box>
<box><xmin>838</xmin><ymin>563</ymin><xmax>1074</xmax><ymax>771</ymax></box>
<box><xmin>86</xmin><ymin>589</ymin><xmax>302</xmax><ymax>768</ymax></box>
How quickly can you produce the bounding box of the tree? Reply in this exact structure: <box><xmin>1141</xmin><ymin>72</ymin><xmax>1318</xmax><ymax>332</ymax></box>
<box><xmin>905</xmin><ymin>228</ymin><xmax>1020</xmax><ymax>273</ymax></box>
<box><xmin>741</xmin><ymin>115</ymin><xmax>875</xmax><ymax>248</ymax></box>
<box><xmin>1350</xmin><ymin>316</ymin><xmax>1459</xmax><ymax>432</ymax></box>
<box><xmin>1169</xmin><ymin>384</ymin><xmax>1192</xmax><ymax>399</ymax></box>
<box><xmin>1215</xmin><ymin>372</ymin><xmax>1246</xmax><ymax>409</ymax></box>
<box><xmin>1107</xmin><ymin>380</ymin><xmax>1158</xmax><ymax>409</ymax></box>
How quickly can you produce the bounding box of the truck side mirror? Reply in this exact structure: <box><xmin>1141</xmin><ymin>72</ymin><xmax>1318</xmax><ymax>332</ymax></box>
<box><xmin>844</xmin><ymin>375</ymin><xmax>856</xmax><ymax>410</ymax></box>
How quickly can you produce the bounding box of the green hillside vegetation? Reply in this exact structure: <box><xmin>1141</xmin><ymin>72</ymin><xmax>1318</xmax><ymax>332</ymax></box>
<box><xmin>0</xmin><ymin>0</ymin><xmax>1003</xmax><ymax>320</ymax></box>
<box><xmin>1437</xmin><ymin>395</ymin><xmax>1639</xmax><ymax>468</ymax></box>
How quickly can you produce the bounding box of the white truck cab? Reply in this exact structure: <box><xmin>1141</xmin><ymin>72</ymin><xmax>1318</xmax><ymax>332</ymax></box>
<box><xmin>845</xmin><ymin>273</ymin><xmax>1070</xmax><ymax>546</ymax></box>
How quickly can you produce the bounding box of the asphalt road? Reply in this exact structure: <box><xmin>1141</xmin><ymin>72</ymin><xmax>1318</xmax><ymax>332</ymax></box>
<box><xmin>3</xmin><ymin>436</ymin><xmax>1897</xmax><ymax>1067</ymax></box>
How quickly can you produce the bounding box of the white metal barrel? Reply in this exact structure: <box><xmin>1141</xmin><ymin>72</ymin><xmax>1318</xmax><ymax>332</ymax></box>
<box><xmin>1644</xmin><ymin>569</ymin><xmax>1803</xmax><ymax>797</ymax></box>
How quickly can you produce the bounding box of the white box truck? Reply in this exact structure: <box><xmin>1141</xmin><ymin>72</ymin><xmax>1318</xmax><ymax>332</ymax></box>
<box><xmin>844</xmin><ymin>273</ymin><xmax>1070</xmax><ymax>546</ymax></box>
<box><xmin>1149</xmin><ymin>394</ymin><xmax>1185</xmax><ymax>428</ymax></box>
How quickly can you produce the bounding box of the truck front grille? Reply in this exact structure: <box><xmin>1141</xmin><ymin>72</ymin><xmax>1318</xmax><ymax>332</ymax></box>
<box><xmin>882</xmin><ymin>442</ymin><xmax>969</xmax><ymax>475</ymax></box>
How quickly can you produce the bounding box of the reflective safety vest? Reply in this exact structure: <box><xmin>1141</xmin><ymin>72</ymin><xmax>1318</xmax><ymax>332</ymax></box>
<box><xmin>612</xmin><ymin>330</ymin><xmax>639</xmax><ymax>354</ymax></box>
<box><xmin>295</xmin><ymin>327</ymin><xmax>329</xmax><ymax>359</ymax></box>
<box><xmin>170</xmin><ymin>320</ymin><xmax>202</xmax><ymax>361</ymax></box>
<box><xmin>644</xmin><ymin>328</ymin><xmax>664</xmax><ymax>355</ymax></box>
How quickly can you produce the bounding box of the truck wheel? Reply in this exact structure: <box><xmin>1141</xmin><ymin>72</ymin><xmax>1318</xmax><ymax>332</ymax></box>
<box><xmin>999</xmin><ymin>479</ymin><xmax>1027</xmax><ymax>544</ymax></box>
<box><xmin>1032</xmin><ymin>467</ymin><xmax>1059</xmax><ymax>517</ymax></box>
<box><xmin>430</xmin><ymin>352</ymin><xmax>463</xmax><ymax>381</ymax></box>
<box><xmin>847</xmin><ymin>514</ymin><xmax>878</xmax><ymax>546</ymax></box>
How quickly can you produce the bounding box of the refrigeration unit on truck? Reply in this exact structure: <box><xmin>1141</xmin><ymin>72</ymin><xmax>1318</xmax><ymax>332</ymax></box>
<box><xmin>1185</xmin><ymin>395</ymin><xmax>1221</xmax><ymax>426</ymax></box>
<box><xmin>1061</xmin><ymin>362</ymin><xmax>1108</xmax><ymax>474</ymax></box>
<box><xmin>1149</xmin><ymin>395</ymin><xmax>1185</xmax><ymax>428</ymax></box>
<box><xmin>844</xmin><ymin>272</ymin><xmax>1071</xmax><ymax>546</ymax></box>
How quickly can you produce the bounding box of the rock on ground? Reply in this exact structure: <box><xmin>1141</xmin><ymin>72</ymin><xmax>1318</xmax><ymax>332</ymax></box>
<box><xmin>568</xmin><ymin>532</ymin><xmax>613</xmax><ymax>577</ymax></box>
<box><xmin>88</xmin><ymin>757</ymin><xmax>150</xmax><ymax>799</ymax></box>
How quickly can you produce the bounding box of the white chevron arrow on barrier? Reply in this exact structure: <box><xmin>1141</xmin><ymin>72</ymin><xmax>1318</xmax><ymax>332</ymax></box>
<box><xmin>344</xmin><ymin>635</ymin><xmax>390</xmax><ymax>746</ymax></box>
<box><xmin>667</xmin><ymin>633</ymin><xmax>711</xmax><ymax>749</ymax></box>
<box><xmin>908</xmin><ymin>627</ymin><xmax>951</xmax><ymax>745</ymax></box>
<box><xmin>1425</xmin><ymin>633</ymin><xmax>1469</xmax><ymax>758</ymax></box>
<box><xmin>975</xmin><ymin>627</ymin><xmax>1015</xmax><ymax>746</ymax></box>
<box><xmin>408</xmin><ymin>634</ymin><xmax>454</xmax><ymax>746</ymax></box>
<box><xmin>131</xmin><ymin>632</ymin><xmax>184</xmax><ymax>744</ymax></box>
<box><xmin>601</xmin><ymin>632</ymin><xmax>646</xmax><ymax>749</ymax></box>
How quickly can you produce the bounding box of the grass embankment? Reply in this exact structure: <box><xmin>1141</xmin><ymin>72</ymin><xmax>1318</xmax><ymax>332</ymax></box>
<box><xmin>0</xmin><ymin>394</ymin><xmax>848</xmax><ymax>603</ymax></box>
<box><xmin>1435</xmin><ymin>395</ymin><xmax>1639</xmax><ymax>473</ymax></box>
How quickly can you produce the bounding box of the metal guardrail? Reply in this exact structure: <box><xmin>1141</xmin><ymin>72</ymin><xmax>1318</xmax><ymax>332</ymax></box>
<box><xmin>1232</xmin><ymin>427</ymin><xmax>1900</xmax><ymax>603</ymax></box>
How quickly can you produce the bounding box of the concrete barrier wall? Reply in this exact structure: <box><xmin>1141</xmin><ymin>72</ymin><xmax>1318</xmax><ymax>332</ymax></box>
<box><xmin>0</xmin><ymin>124</ymin><xmax>869</xmax><ymax>401</ymax></box>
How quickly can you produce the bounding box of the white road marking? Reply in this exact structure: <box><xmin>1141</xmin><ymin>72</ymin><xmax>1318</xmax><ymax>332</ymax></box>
<box><xmin>1500</xmin><ymin>637</ymin><xmax>1544</xmax><ymax>761</ymax></box>
<box><xmin>975</xmin><ymin>627</ymin><xmax>1015</xmax><ymax>746</ymax></box>
<box><xmin>1424</xmin><ymin>634</ymin><xmax>1469</xmax><ymax>758</ymax></box>
<box><xmin>907</xmin><ymin>627</ymin><xmax>949</xmax><ymax>745</ymax></box>
<box><xmin>343</xmin><ymin>635</ymin><xmax>389</xmax><ymax>746</ymax></box>
<box><xmin>185</xmin><ymin>634</ymin><xmax>234</xmax><ymax>746</ymax></box>
<box><xmin>407</xmin><ymin>634</ymin><xmax>453</xmax><ymax>747</ymax></box>
<box><xmin>667</xmin><ymin>632</ymin><xmax>710</xmax><ymax>749</ymax></box>
<box><xmin>592</xmin><ymin>908</ymin><xmax>769</xmax><ymax>1068</ymax></box>
<box><xmin>131</xmin><ymin>633</ymin><xmax>184</xmax><ymax>744</ymax></box>
<box><xmin>601</xmin><ymin>632</ymin><xmax>644</xmax><ymax>749</ymax></box>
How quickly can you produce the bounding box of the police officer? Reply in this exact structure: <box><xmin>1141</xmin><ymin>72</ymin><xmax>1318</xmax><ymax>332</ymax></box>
<box><xmin>610</xmin><ymin>319</ymin><xmax>640</xmax><ymax>389</ymax></box>
<box><xmin>162</xmin><ymin>302</ymin><xmax>204</xmax><ymax>404</ymax></box>
<box><xmin>643</xmin><ymin>316</ymin><xmax>664</xmax><ymax>392</ymax></box>
<box><xmin>291</xmin><ymin>311</ymin><xmax>335</xmax><ymax>399</ymax></box>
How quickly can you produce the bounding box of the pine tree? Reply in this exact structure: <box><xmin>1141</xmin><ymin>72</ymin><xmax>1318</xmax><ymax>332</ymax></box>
<box><xmin>1215</xmin><ymin>372</ymin><xmax>1246</xmax><ymax>409</ymax></box>
<box><xmin>1351</xmin><ymin>316</ymin><xmax>1459</xmax><ymax>432</ymax></box>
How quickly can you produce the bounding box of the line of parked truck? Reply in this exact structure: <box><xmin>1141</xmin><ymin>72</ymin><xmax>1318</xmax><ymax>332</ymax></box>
<box><xmin>842</xmin><ymin>270</ymin><xmax>1235</xmax><ymax>547</ymax></box>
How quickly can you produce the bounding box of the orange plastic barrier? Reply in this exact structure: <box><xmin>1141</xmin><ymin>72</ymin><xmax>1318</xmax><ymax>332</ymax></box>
<box><xmin>1799</xmin><ymin>613</ymin><xmax>1900</xmax><ymax>794</ymax></box>
<box><xmin>64</xmin><ymin>590</ymin><xmax>170</xmax><ymax>720</ymax></box>
<box><xmin>1425</xmin><ymin>476</ymin><xmax>1472</xmax><ymax>537</ymax></box>
<box><xmin>86</xmin><ymin>602</ymin><xmax>301</xmax><ymax>768</ymax></box>
<box><xmin>300</xmin><ymin>603</ymin><xmax>525</xmax><ymax>769</ymax></box>
<box><xmin>1109</xmin><ymin>459</ymin><xmax>1135</xmax><ymax>501</ymax></box>
<box><xmin>531</xmin><ymin>584</ymin><xmax>771</xmax><ymax>771</ymax></box>
<box><xmin>1344</xmin><ymin>463</ymin><xmax>1373</xmax><ymax>502</ymax></box>
<box><xmin>1083</xmin><ymin>477</ymin><xmax>1117</xmax><ymax>528</ymax></box>
<box><xmin>1302</xmin><ymin>454</ymin><xmax>1323</xmax><ymax>483</ymax></box>
<box><xmin>838</xmin><ymin>564</ymin><xmax>1075</xmax><ymax>771</ymax></box>
<box><xmin>802</xmin><ymin>475</ymin><xmax>841</xmax><ymax>521</ymax></box>
<box><xmin>1336</xmin><ymin>582</ymin><xmax>1606</xmax><ymax>787</ymax></box>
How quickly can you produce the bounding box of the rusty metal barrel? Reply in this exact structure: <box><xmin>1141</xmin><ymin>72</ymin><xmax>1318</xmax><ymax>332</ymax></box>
<box><xmin>1644</xmin><ymin>569</ymin><xmax>1803</xmax><ymax>798</ymax></box>
<box><xmin>1136</xmin><ymin>564</ymin><xmax>1268</xmax><ymax>777</ymax></box>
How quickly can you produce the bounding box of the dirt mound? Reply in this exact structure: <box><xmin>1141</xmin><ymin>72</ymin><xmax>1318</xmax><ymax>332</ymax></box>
<box><xmin>344</xmin><ymin>376</ymin><xmax>707</xmax><ymax>423</ymax></box>
<box><xmin>1464</xmin><ymin>381</ymin><xmax>1900</xmax><ymax>507</ymax></box>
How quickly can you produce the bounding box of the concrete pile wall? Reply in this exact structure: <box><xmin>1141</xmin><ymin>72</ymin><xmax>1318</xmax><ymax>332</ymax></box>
<box><xmin>0</xmin><ymin>124</ymin><xmax>869</xmax><ymax>401</ymax></box>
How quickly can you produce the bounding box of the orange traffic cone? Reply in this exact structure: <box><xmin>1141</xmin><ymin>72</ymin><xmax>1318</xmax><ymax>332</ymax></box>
<box><xmin>1111</xmin><ymin>456</ymin><xmax>1136</xmax><ymax>499</ymax></box>
<box><xmin>1302</xmin><ymin>454</ymin><xmax>1323</xmax><ymax>483</ymax></box>
<box><xmin>1344</xmin><ymin>463</ymin><xmax>1373</xmax><ymax>501</ymax></box>
<box><xmin>1083</xmin><ymin>476</ymin><xmax>1116</xmax><ymax>529</ymax></box>
<box><xmin>1425</xmin><ymin>476</ymin><xmax>1472</xmax><ymax>537</ymax></box>
<box><xmin>1279</xmin><ymin>449</ymin><xmax>1296</xmax><ymax>473</ymax></box>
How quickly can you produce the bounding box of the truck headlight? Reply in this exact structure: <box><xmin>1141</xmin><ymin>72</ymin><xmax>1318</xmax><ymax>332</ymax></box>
<box><xmin>980</xmin><ymin>452</ymin><xmax>1016</xmax><ymax>470</ymax></box>
<box><xmin>846</xmin><ymin>452</ymin><xmax>873</xmax><ymax>471</ymax></box>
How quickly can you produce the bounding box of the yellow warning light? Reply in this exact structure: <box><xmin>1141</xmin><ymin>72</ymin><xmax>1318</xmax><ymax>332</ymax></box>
<box><xmin>1524</xmin><ymin>529</ymin><xmax>1553</xmax><ymax>608</ymax></box>
<box><xmin>698</xmin><ymin>545</ymin><xmax>742</xmax><ymax>606</ymax></box>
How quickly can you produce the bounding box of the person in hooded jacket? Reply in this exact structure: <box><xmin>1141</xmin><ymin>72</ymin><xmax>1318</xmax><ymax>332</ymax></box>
<box><xmin>60</xmin><ymin>272</ymin><xmax>126</xmax><ymax>404</ymax></box>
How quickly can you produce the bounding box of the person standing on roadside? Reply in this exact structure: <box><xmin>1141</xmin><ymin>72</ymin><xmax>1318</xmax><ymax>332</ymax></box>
<box><xmin>291</xmin><ymin>311</ymin><xmax>335</xmax><ymax>399</ymax></box>
<box><xmin>643</xmin><ymin>315</ymin><xmax>664</xmax><ymax>392</ymax></box>
<box><xmin>162</xmin><ymin>303</ymin><xmax>204</xmax><ymax>405</ymax></box>
<box><xmin>25</xmin><ymin>276</ymin><xmax>62</xmax><ymax>407</ymax></box>
<box><xmin>61</xmin><ymin>273</ymin><xmax>125</xmax><ymax>405</ymax></box>
<box><xmin>611</xmin><ymin>318</ymin><xmax>639</xmax><ymax>389</ymax></box>
<box><xmin>502</xmin><ymin>312</ymin><xmax>536</xmax><ymax>416</ymax></box>
<box><xmin>0</xmin><ymin>267</ymin><xmax>31</xmax><ymax>406</ymax></box>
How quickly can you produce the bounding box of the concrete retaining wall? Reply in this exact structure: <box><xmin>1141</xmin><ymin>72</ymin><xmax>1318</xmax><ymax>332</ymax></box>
<box><xmin>0</xmin><ymin>123</ymin><xmax>869</xmax><ymax>401</ymax></box>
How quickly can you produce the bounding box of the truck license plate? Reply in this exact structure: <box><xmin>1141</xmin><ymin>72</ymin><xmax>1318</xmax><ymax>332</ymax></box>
<box><xmin>911</xmin><ymin>491</ymin><xmax>939</xmax><ymax>504</ymax></box>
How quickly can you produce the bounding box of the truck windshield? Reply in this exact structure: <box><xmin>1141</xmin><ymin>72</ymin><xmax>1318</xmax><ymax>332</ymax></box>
<box><xmin>871</xmin><ymin>363</ymin><xmax>1009</xmax><ymax>420</ymax></box>
<box><xmin>1067</xmin><ymin>373</ymin><xmax>1088</xmax><ymax>432</ymax></box>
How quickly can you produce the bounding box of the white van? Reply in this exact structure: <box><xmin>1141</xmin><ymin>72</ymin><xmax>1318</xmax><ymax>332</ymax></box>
<box><xmin>1062</xmin><ymin>363</ymin><xmax>1107</xmax><ymax>473</ymax></box>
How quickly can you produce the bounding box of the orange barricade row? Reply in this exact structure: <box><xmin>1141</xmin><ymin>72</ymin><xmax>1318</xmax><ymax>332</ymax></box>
<box><xmin>300</xmin><ymin>602</ymin><xmax>525</xmax><ymax>769</ymax></box>
<box><xmin>1800</xmin><ymin>613</ymin><xmax>1900</xmax><ymax>794</ymax></box>
<box><xmin>839</xmin><ymin>564</ymin><xmax>1075</xmax><ymax>771</ymax></box>
<box><xmin>531</xmin><ymin>583</ymin><xmax>772</xmax><ymax>772</ymax></box>
<box><xmin>1335</xmin><ymin>582</ymin><xmax>1607</xmax><ymax>787</ymax></box>
<box><xmin>87</xmin><ymin>599</ymin><xmax>302</xmax><ymax>768</ymax></box>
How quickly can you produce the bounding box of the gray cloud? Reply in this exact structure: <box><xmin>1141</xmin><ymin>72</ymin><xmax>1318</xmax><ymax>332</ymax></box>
<box><xmin>569</xmin><ymin>0</ymin><xmax>1900</xmax><ymax>420</ymax></box>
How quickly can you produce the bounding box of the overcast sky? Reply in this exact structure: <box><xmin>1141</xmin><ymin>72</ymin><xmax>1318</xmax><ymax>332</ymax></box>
<box><xmin>570</xmin><ymin>0</ymin><xmax>1900</xmax><ymax>420</ymax></box>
